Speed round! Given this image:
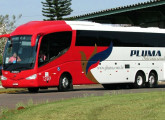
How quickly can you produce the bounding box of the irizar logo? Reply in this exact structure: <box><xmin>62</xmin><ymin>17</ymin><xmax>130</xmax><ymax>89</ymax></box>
<box><xmin>130</xmin><ymin>50</ymin><xmax>161</xmax><ymax>57</ymax></box>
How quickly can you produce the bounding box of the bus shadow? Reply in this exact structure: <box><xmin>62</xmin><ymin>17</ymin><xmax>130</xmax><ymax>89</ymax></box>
<box><xmin>8</xmin><ymin>84</ymin><xmax>165</xmax><ymax>94</ymax></box>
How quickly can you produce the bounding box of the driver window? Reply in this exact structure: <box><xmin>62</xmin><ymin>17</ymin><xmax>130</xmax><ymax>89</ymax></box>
<box><xmin>38</xmin><ymin>31</ymin><xmax>72</xmax><ymax>67</ymax></box>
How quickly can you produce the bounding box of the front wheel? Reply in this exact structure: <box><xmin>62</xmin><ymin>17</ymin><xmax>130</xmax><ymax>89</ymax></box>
<box><xmin>58</xmin><ymin>74</ymin><xmax>72</xmax><ymax>92</ymax></box>
<box><xmin>134</xmin><ymin>72</ymin><xmax>145</xmax><ymax>88</ymax></box>
<box><xmin>146</xmin><ymin>73</ymin><xmax>158</xmax><ymax>88</ymax></box>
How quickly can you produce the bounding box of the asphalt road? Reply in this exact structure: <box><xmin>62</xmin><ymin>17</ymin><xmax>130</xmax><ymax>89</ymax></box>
<box><xmin>1</xmin><ymin>84</ymin><xmax>165</xmax><ymax>110</ymax></box>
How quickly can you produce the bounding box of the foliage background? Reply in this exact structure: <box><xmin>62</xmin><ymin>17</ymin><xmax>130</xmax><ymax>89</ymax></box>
<box><xmin>42</xmin><ymin>0</ymin><xmax>73</xmax><ymax>20</ymax></box>
<box><xmin>0</xmin><ymin>14</ymin><xmax>21</xmax><ymax>65</ymax></box>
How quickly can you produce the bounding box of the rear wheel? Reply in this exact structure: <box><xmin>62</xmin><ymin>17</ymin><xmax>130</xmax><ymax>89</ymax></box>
<box><xmin>146</xmin><ymin>73</ymin><xmax>158</xmax><ymax>88</ymax></box>
<box><xmin>134</xmin><ymin>72</ymin><xmax>145</xmax><ymax>88</ymax></box>
<box><xmin>28</xmin><ymin>87</ymin><xmax>39</xmax><ymax>93</ymax></box>
<box><xmin>58</xmin><ymin>73</ymin><xmax>72</xmax><ymax>92</ymax></box>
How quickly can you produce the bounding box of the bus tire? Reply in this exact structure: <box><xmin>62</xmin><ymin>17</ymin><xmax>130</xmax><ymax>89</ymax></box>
<box><xmin>146</xmin><ymin>72</ymin><xmax>158</xmax><ymax>88</ymax></box>
<box><xmin>28</xmin><ymin>87</ymin><xmax>39</xmax><ymax>93</ymax></box>
<box><xmin>134</xmin><ymin>72</ymin><xmax>145</xmax><ymax>88</ymax></box>
<box><xmin>58</xmin><ymin>73</ymin><xmax>72</xmax><ymax>92</ymax></box>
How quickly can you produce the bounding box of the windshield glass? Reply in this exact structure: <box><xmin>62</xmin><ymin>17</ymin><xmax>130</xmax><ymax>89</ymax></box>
<box><xmin>3</xmin><ymin>35</ymin><xmax>38</xmax><ymax>71</ymax></box>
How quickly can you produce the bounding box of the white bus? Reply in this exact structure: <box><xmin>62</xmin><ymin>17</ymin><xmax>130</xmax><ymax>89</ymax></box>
<box><xmin>68</xmin><ymin>21</ymin><xmax>165</xmax><ymax>89</ymax></box>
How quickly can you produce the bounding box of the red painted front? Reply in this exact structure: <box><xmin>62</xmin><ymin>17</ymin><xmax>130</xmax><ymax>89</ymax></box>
<box><xmin>2</xmin><ymin>69</ymin><xmax>38</xmax><ymax>88</ymax></box>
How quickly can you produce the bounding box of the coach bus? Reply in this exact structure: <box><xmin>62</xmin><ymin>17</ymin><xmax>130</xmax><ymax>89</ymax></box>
<box><xmin>1</xmin><ymin>21</ymin><xmax>165</xmax><ymax>93</ymax></box>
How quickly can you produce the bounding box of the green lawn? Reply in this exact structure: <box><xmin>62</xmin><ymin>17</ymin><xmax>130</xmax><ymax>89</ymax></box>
<box><xmin>0</xmin><ymin>88</ymin><xmax>26</xmax><ymax>94</ymax></box>
<box><xmin>1</xmin><ymin>91</ymin><xmax>165</xmax><ymax>120</ymax></box>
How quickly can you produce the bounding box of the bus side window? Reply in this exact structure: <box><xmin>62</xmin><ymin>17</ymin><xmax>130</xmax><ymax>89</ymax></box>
<box><xmin>38</xmin><ymin>31</ymin><xmax>72</xmax><ymax>67</ymax></box>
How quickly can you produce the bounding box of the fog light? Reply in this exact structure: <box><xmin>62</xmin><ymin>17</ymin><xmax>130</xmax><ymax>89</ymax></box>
<box><xmin>1</xmin><ymin>75</ymin><xmax>7</xmax><ymax>80</ymax></box>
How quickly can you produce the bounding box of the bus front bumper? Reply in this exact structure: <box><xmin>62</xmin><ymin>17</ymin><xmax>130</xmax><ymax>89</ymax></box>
<box><xmin>1</xmin><ymin>78</ymin><xmax>39</xmax><ymax>88</ymax></box>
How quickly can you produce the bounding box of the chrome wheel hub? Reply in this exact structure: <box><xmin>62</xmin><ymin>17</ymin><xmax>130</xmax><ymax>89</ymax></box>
<box><xmin>137</xmin><ymin>76</ymin><xmax>143</xmax><ymax>86</ymax></box>
<box><xmin>62</xmin><ymin>77</ymin><xmax>69</xmax><ymax>88</ymax></box>
<box><xmin>149</xmin><ymin>76</ymin><xmax>155</xmax><ymax>84</ymax></box>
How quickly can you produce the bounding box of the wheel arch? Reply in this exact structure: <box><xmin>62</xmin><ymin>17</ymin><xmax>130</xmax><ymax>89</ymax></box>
<box><xmin>61</xmin><ymin>72</ymin><xmax>72</xmax><ymax>80</ymax></box>
<box><xmin>59</xmin><ymin>71</ymin><xmax>73</xmax><ymax>84</ymax></box>
<box><xmin>149</xmin><ymin>70</ymin><xmax>158</xmax><ymax>81</ymax></box>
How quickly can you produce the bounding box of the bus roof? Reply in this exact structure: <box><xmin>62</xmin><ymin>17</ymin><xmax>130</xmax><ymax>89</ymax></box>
<box><xmin>10</xmin><ymin>20</ymin><xmax>165</xmax><ymax>36</ymax></box>
<box><xmin>11</xmin><ymin>21</ymin><xmax>71</xmax><ymax>36</ymax></box>
<box><xmin>66</xmin><ymin>21</ymin><xmax>165</xmax><ymax>34</ymax></box>
<box><xmin>9</xmin><ymin>20</ymin><xmax>165</xmax><ymax>37</ymax></box>
<box><xmin>4</xmin><ymin>20</ymin><xmax>165</xmax><ymax>46</ymax></box>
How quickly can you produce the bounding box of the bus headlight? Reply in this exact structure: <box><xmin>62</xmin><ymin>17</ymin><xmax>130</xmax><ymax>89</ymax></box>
<box><xmin>26</xmin><ymin>74</ymin><xmax>37</xmax><ymax>80</ymax></box>
<box><xmin>1</xmin><ymin>75</ymin><xmax>7</xmax><ymax>80</ymax></box>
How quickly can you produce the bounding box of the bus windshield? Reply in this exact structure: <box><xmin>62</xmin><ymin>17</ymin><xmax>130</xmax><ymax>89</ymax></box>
<box><xmin>3</xmin><ymin>35</ymin><xmax>38</xmax><ymax>71</ymax></box>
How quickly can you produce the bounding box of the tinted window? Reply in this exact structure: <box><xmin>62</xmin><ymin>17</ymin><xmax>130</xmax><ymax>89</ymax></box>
<box><xmin>76</xmin><ymin>31</ymin><xmax>99</xmax><ymax>46</ymax></box>
<box><xmin>39</xmin><ymin>31</ymin><xmax>72</xmax><ymax>67</ymax></box>
<box><xmin>76</xmin><ymin>30</ymin><xmax>165</xmax><ymax>47</ymax></box>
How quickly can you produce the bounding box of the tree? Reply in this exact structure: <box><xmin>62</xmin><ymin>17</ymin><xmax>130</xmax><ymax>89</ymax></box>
<box><xmin>42</xmin><ymin>0</ymin><xmax>73</xmax><ymax>20</ymax></box>
<box><xmin>0</xmin><ymin>14</ymin><xmax>22</xmax><ymax>34</ymax></box>
<box><xmin>0</xmin><ymin>14</ymin><xmax>22</xmax><ymax>60</ymax></box>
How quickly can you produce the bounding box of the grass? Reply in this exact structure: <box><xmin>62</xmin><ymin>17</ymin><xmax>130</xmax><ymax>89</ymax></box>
<box><xmin>0</xmin><ymin>88</ymin><xmax>26</xmax><ymax>94</ymax></box>
<box><xmin>1</xmin><ymin>91</ymin><xmax>165</xmax><ymax>120</ymax></box>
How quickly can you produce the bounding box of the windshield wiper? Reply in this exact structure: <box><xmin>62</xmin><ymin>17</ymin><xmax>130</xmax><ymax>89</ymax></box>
<box><xmin>3</xmin><ymin>63</ymin><xmax>14</xmax><ymax>70</ymax></box>
<box><xmin>3</xmin><ymin>63</ymin><xmax>32</xmax><ymax>71</ymax></box>
<box><xmin>14</xmin><ymin>66</ymin><xmax>31</xmax><ymax>71</ymax></box>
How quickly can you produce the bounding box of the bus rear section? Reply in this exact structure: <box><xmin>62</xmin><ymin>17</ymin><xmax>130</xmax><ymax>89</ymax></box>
<box><xmin>73</xmin><ymin>28</ymin><xmax>165</xmax><ymax>89</ymax></box>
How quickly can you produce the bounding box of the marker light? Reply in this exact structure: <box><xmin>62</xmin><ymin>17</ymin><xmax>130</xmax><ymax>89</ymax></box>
<box><xmin>1</xmin><ymin>75</ymin><xmax>7</xmax><ymax>80</ymax></box>
<box><xmin>26</xmin><ymin>74</ymin><xmax>37</xmax><ymax>80</ymax></box>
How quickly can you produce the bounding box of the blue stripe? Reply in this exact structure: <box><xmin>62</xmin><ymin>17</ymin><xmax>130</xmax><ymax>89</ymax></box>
<box><xmin>86</xmin><ymin>42</ymin><xmax>113</xmax><ymax>74</ymax></box>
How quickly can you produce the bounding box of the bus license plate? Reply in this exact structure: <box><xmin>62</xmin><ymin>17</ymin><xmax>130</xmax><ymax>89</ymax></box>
<box><xmin>13</xmin><ymin>83</ymin><xmax>18</xmax><ymax>86</ymax></box>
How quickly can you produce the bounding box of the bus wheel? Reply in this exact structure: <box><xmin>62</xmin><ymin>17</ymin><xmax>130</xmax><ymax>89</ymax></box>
<box><xmin>28</xmin><ymin>88</ymin><xmax>39</xmax><ymax>93</ymax></box>
<box><xmin>134</xmin><ymin>72</ymin><xmax>145</xmax><ymax>88</ymax></box>
<box><xmin>146</xmin><ymin>73</ymin><xmax>158</xmax><ymax>88</ymax></box>
<box><xmin>58</xmin><ymin>73</ymin><xmax>72</xmax><ymax>92</ymax></box>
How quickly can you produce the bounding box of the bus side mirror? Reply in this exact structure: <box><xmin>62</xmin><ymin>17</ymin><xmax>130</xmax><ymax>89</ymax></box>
<box><xmin>0</xmin><ymin>34</ymin><xmax>10</xmax><ymax>38</ymax></box>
